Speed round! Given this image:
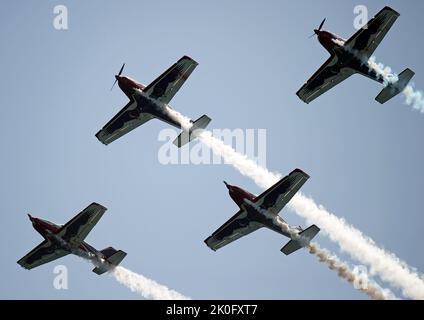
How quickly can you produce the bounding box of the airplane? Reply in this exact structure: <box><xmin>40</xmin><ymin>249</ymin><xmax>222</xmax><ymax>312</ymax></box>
<box><xmin>204</xmin><ymin>169</ymin><xmax>320</xmax><ymax>255</ymax></box>
<box><xmin>17</xmin><ymin>203</ymin><xmax>126</xmax><ymax>275</ymax></box>
<box><xmin>96</xmin><ymin>56</ymin><xmax>211</xmax><ymax>147</ymax></box>
<box><xmin>297</xmin><ymin>6</ymin><xmax>415</xmax><ymax>104</ymax></box>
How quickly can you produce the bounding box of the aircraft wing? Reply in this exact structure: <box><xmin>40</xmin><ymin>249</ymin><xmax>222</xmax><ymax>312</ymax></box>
<box><xmin>17</xmin><ymin>240</ymin><xmax>69</xmax><ymax>270</ymax></box>
<box><xmin>204</xmin><ymin>210</ymin><xmax>262</xmax><ymax>251</ymax></box>
<box><xmin>254</xmin><ymin>169</ymin><xmax>310</xmax><ymax>215</ymax></box>
<box><xmin>96</xmin><ymin>100</ymin><xmax>154</xmax><ymax>145</ymax></box>
<box><xmin>345</xmin><ymin>6</ymin><xmax>399</xmax><ymax>59</ymax></box>
<box><xmin>296</xmin><ymin>55</ymin><xmax>356</xmax><ymax>103</ymax></box>
<box><xmin>143</xmin><ymin>56</ymin><xmax>198</xmax><ymax>105</ymax></box>
<box><xmin>57</xmin><ymin>203</ymin><xmax>107</xmax><ymax>247</ymax></box>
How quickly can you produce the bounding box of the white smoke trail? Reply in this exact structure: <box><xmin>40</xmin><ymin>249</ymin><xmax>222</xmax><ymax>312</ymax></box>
<box><xmin>403</xmin><ymin>85</ymin><xmax>424</xmax><ymax>112</ymax></box>
<box><xmin>367</xmin><ymin>56</ymin><xmax>398</xmax><ymax>85</ymax></box>
<box><xmin>367</xmin><ymin>56</ymin><xmax>424</xmax><ymax>112</ymax></box>
<box><xmin>165</xmin><ymin>106</ymin><xmax>193</xmax><ymax>130</ymax></box>
<box><xmin>308</xmin><ymin>243</ymin><xmax>396</xmax><ymax>300</ymax></box>
<box><xmin>74</xmin><ymin>243</ymin><xmax>189</xmax><ymax>299</ymax></box>
<box><xmin>111</xmin><ymin>266</ymin><xmax>190</xmax><ymax>300</ymax></box>
<box><xmin>340</xmin><ymin>44</ymin><xmax>424</xmax><ymax>112</ymax></box>
<box><xmin>288</xmin><ymin>194</ymin><xmax>424</xmax><ymax>300</ymax></box>
<box><xmin>246</xmin><ymin>199</ymin><xmax>395</xmax><ymax>299</ymax></box>
<box><xmin>195</xmin><ymin>129</ymin><xmax>424</xmax><ymax>299</ymax></box>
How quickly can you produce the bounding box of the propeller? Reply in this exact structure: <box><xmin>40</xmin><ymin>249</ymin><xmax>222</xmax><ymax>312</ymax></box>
<box><xmin>110</xmin><ymin>63</ymin><xmax>125</xmax><ymax>91</ymax></box>
<box><xmin>309</xmin><ymin>18</ymin><xmax>326</xmax><ymax>38</ymax></box>
<box><xmin>317</xmin><ymin>18</ymin><xmax>326</xmax><ymax>31</ymax></box>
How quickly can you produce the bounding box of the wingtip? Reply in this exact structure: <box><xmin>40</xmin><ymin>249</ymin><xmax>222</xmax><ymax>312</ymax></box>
<box><xmin>296</xmin><ymin>91</ymin><xmax>310</xmax><ymax>104</ymax></box>
<box><xmin>90</xmin><ymin>202</ymin><xmax>108</xmax><ymax>211</ymax></box>
<box><xmin>95</xmin><ymin>130</ymin><xmax>109</xmax><ymax>145</ymax></box>
<box><xmin>280</xmin><ymin>247</ymin><xmax>290</xmax><ymax>256</ymax></box>
<box><xmin>405</xmin><ymin>68</ymin><xmax>415</xmax><ymax>76</ymax></box>
<box><xmin>180</xmin><ymin>55</ymin><xmax>198</xmax><ymax>65</ymax></box>
<box><xmin>204</xmin><ymin>237</ymin><xmax>216</xmax><ymax>251</ymax></box>
<box><xmin>200</xmin><ymin>114</ymin><xmax>212</xmax><ymax>122</ymax></box>
<box><xmin>382</xmin><ymin>6</ymin><xmax>399</xmax><ymax>16</ymax></box>
<box><xmin>17</xmin><ymin>259</ymin><xmax>30</xmax><ymax>269</ymax></box>
<box><xmin>292</xmin><ymin>168</ymin><xmax>310</xmax><ymax>179</ymax></box>
<box><xmin>383</xmin><ymin>6</ymin><xmax>398</xmax><ymax>12</ymax></box>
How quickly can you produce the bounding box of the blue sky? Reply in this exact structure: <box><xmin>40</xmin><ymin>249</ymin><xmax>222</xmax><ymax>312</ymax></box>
<box><xmin>1</xmin><ymin>0</ymin><xmax>423</xmax><ymax>299</ymax></box>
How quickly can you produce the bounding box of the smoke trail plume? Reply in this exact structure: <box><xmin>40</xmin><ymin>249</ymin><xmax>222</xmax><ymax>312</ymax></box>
<box><xmin>367</xmin><ymin>56</ymin><xmax>398</xmax><ymax>85</ymax></box>
<box><xmin>403</xmin><ymin>85</ymin><xmax>424</xmax><ymax>112</ymax></box>
<box><xmin>288</xmin><ymin>193</ymin><xmax>424</xmax><ymax>300</ymax></box>
<box><xmin>367</xmin><ymin>56</ymin><xmax>424</xmax><ymax>113</ymax></box>
<box><xmin>339</xmin><ymin>44</ymin><xmax>424</xmax><ymax>112</ymax></box>
<box><xmin>245</xmin><ymin>199</ymin><xmax>395</xmax><ymax>300</ymax></box>
<box><xmin>194</xmin><ymin>129</ymin><xmax>424</xmax><ymax>299</ymax></box>
<box><xmin>140</xmin><ymin>90</ymin><xmax>195</xmax><ymax>129</ymax></box>
<box><xmin>111</xmin><ymin>266</ymin><xmax>190</xmax><ymax>300</ymax></box>
<box><xmin>308</xmin><ymin>243</ymin><xmax>395</xmax><ymax>300</ymax></box>
<box><xmin>74</xmin><ymin>243</ymin><xmax>189</xmax><ymax>299</ymax></box>
<box><xmin>340</xmin><ymin>48</ymin><xmax>424</xmax><ymax>113</ymax></box>
<box><xmin>165</xmin><ymin>107</ymin><xmax>193</xmax><ymax>130</ymax></box>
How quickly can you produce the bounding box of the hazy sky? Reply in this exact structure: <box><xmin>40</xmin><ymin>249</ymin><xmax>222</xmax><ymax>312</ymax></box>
<box><xmin>1</xmin><ymin>0</ymin><xmax>423</xmax><ymax>299</ymax></box>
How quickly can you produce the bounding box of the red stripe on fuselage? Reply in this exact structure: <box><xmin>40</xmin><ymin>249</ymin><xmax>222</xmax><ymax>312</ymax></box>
<box><xmin>317</xmin><ymin>30</ymin><xmax>344</xmax><ymax>54</ymax></box>
<box><xmin>117</xmin><ymin>76</ymin><xmax>146</xmax><ymax>99</ymax></box>
<box><xmin>225</xmin><ymin>184</ymin><xmax>256</xmax><ymax>208</ymax></box>
<box><xmin>31</xmin><ymin>217</ymin><xmax>60</xmax><ymax>238</ymax></box>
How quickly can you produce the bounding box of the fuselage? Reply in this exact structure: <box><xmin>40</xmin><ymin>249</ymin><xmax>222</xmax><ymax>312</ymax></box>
<box><xmin>223</xmin><ymin>182</ymin><xmax>293</xmax><ymax>238</ymax></box>
<box><xmin>116</xmin><ymin>75</ymin><xmax>146</xmax><ymax>99</ymax></box>
<box><xmin>28</xmin><ymin>215</ymin><xmax>102</xmax><ymax>260</ymax></box>
<box><xmin>316</xmin><ymin>30</ymin><xmax>385</xmax><ymax>84</ymax></box>
<box><xmin>114</xmin><ymin>75</ymin><xmax>182</xmax><ymax>128</ymax></box>
<box><xmin>316</xmin><ymin>30</ymin><xmax>346</xmax><ymax>54</ymax></box>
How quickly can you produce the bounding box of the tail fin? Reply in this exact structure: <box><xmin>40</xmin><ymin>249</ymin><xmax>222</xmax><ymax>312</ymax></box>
<box><xmin>280</xmin><ymin>225</ymin><xmax>320</xmax><ymax>255</ymax></box>
<box><xmin>173</xmin><ymin>115</ymin><xmax>211</xmax><ymax>148</ymax></box>
<box><xmin>375</xmin><ymin>68</ymin><xmax>415</xmax><ymax>104</ymax></box>
<box><xmin>92</xmin><ymin>247</ymin><xmax>127</xmax><ymax>275</ymax></box>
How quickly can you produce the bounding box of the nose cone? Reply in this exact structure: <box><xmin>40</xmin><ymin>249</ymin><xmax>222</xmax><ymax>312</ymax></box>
<box><xmin>115</xmin><ymin>75</ymin><xmax>120</xmax><ymax>80</ymax></box>
<box><xmin>27</xmin><ymin>214</ymin><xmax>33</xmax><ymax>222</ymax></box>
<box><xmin>314</xmin><ymin>29</ymin><xmax>319</xmax><ymax>35</ymax></box>
<box><xmin>223</xmin><ymin>181</ymin><xmax>230</xmax><ymax>189</ymax></box>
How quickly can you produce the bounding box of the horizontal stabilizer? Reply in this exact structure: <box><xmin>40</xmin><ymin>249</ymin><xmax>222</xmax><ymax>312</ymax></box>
<box><xmin>173</xmin><ymin>115</ymin><xmax>211</xmax><ymax>148</ymax></box>
<box><xmin>107</xmin><ymin>250</ymin><xmax>127</xmax><ymax>266</ymax></box>
<box><xmin>100</xmin><ymin>246</ymin><xmax>119</xmax><ymax>258</ymax></box>
<box><xmin>92</xmin><ymin>266</ymin><xmax>107</xmax><ymax>275</ymax></box>
<box><xmin>375</xmin><ymin>68</ymin><xmax>414</xmax><ymax>104</ymax></box>
<box><xmin>280</xmin><ymin>225</ymin><xmax>320</xmax><ymax>255</ymax></box>
<box><xmin>92</xmin><ymin>249</ymin><xmax>127</xmax><ymax>275</ymax></box>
